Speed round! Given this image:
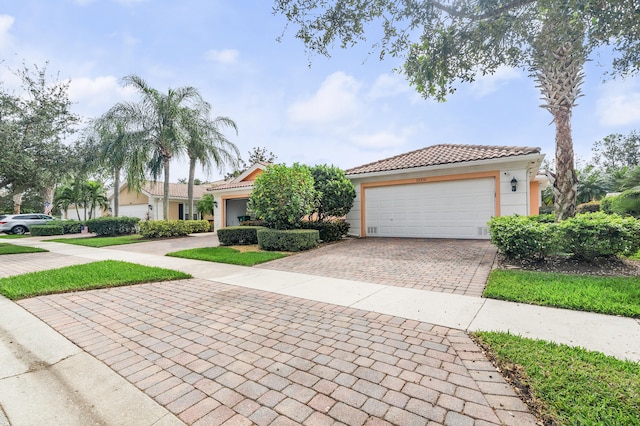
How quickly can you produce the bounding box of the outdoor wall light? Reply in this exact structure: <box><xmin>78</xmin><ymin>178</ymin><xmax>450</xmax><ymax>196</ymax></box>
<box><xmin>213</xmin><ymin>201</ymin><xmax>218</xmax><ymax>208</ymax></box>
<box><xmin>148</xmin><ymin>204</ymin><xmax>153</xmax><ymax>210</ymax></box>
<box><xmin>510</xmin><ymin>177</ymin><xmax>518</xmax><ymax>192</ymax></box>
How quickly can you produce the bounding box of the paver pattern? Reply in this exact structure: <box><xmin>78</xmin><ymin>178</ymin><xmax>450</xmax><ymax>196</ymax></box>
<box><xmin>259</xmin><ymin>238</ymin><xmax>497</xmax><ymax>297</ymax></box>
<box><xmin>0</xmin><ymin>252</ymin><xmax>92</xmax><ymax>278</ymax></box>
<box><xmin>20</xmin><ymin>278</ymin><xmax>536</xmax><ymax>425</ymax></box>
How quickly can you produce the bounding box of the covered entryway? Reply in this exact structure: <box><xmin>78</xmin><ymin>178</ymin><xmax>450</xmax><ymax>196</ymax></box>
<box><xmin>225</xmin><ymin>198</ymin><xmax>249</xmax><ymax>227</ymax></box>
<box><xmin>364</xmin><ymin>178</ymin><xmax>495</xmax><ymax>239</ymax></box>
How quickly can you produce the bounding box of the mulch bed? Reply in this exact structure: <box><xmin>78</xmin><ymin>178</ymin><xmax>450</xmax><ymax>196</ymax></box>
<box><xmin>496</xmin><ymin>253</ymin><xmax>640</xmax><ymax>277</ymax></box>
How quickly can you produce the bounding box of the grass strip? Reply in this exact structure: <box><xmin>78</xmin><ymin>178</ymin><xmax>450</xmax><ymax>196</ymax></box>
<box><xmin>0</xmin><ymin>260</ymin><xmax>191</xmax><ymax>300</ymax></box>
<box><xmin>0</xmin><ymin>234</ymin><xmax>28</xmax><ymax>239</ymax></box>
<box><xmin>167</xmin><ymin>246</ymin><xmax>287</xmax><ymax>266</ymax></box>
<box><xmin>474</xmin><ymin>331</ymin><xmax>640</xmax><ymax>425</ymax></box>
<box><xmin>48</xmin><ymin>235</ymin><xmax>145</xmax><ymax>247</ymax></box>
<box><xmin>0</xmin><ymin>242</ymin><xmax>47</xmax><ymax>255</ymax></box>
<box><xmin>484</xmin><ymin>269</ymin><xmax>640</xmax><ymax>318</ymax></box>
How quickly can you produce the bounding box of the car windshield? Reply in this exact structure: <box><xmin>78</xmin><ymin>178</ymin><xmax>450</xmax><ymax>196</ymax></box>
<box><xmin>0</xmin><ymin>215</ymin><xmax>6</xmax><ymax>220</ymax></box>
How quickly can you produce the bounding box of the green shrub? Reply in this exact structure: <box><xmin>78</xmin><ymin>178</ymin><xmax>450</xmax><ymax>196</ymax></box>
<box><xmin>249</xmin><ymin>163</ymin><xmax>317</xmax><ymax>229</ymax></box>
<box><xmin>30</xmin><ymin>224</ymin><xmax>64</xmax><ymax>236</ymax></box>
<box><xmin>182</xmin><ymin>220</ymin><xmax>210</xmax><ymax>234</ymax></box>
<box><xmin>85</xmin><ymin>217</ymin><xmax>140</xmax><ymax>236</ymax></box>
<box><xmin>57</xmin><ymin>220</ymin><xmax>83</xmax><ymax>234</ymax></box>
<box><xmin>576</xmin><ymin>201</ymin><xmax>600</xmax><ymax>214</ymax></box>
<box><xmin>610</xmin><ymin>189</ymin><xmax>640</xmax><ymax>218</ymax></box>
<box><xmin>300</xmin><ymin>220</ymin><xmax>350</xmax><ymax>242</ymax></box>
<box><xmin>488</xmin><ymin>215</ymin><xmax>557</xmax><ymax>260</ymax></box>
<box><xmin>139</xmin><ymin>220</ymin><xmax>197</xmax><ymax>238</ymax></box>
<box><xmin>530</xmin><ymin>214</ymin><xmax>555</xmax><ymax>223</ymax></box>
<box><xmin>557</xmin><ymin>212</ymin><xmax>640</xmax><ymax>260</ymax></box>
<box><xmin>600</xmin><ymin>195</ymin><xmax>618</xmax><ymax>214</ymax></box>
<box><xmin>257</xmin><ymin>229</ymin><xmax>319</xmax><ymax>252</ymax></box>
<box><xmin>217</xmin><ymin>226</ymin><xmax>265</xmax><ymax>245</ymax></box>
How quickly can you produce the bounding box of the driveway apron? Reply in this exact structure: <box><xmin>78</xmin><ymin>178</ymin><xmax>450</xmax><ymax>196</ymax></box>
<box><xmin>12</xmin><ymin>237</ymin><xmax>537</xmax><ymax>425</ymax></box>
<box><xmin>259</xmin><ymin>238</ymin><xmax>497</xmax><ymax>297</ymax></box>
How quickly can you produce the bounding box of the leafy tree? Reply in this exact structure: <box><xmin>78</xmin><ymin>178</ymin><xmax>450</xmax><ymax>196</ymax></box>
<box><xmin>182</xmin><ymin>105</ymin><xmax>240</xmax><ymax>221</ymax></box>
<box><xmin>309</xmin><ymin>164</ymin><xmax>355</xmax><ymax>221</ymax></box>
<box><xmin>108</xmin><ymin>74</ymin><xmax>208</xmax><ymax>220</ymax></box>
<box><xmin>576</xmin><ymin>165</ymin><xmax>608</xmax><ymax>203</ymax></box>
<box><xmin>53</xmin><ymin>182</ymin><xmax>81</xmax><ymax>219</ymax></box>
<box><xmin>197</xmin><ymin>193</ymin><xmax>216</xmax><ymax>216</ymax></box>
<box><xmin>591</xmin><ymin>131</ymin><xmax>640</xmax><ymax>173</ymax></box>
<box><xmin>274</xmin><ymin>0</ymin><xmax>640</xmax><ymax>220</ymax></box>
<box><xmin>81</xmin><ymin>180</ymin><xmax>109</xmax><ymax>220</ymax></box>
<box><xmin>249</xmin><ymin>163</ymin><xmax>317</xmax><ymax>229</ymax></box>
<box><xmin>0</xmin><ymin>63</ymin><xmax>80</xmax><ymax>212</ymax></box>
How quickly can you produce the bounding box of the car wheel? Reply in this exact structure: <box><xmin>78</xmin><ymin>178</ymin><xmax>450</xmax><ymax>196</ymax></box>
<box><xmin>12</xmin><ymin>226</ymin><xmax>28</xmax><ymax>235</ymax></box>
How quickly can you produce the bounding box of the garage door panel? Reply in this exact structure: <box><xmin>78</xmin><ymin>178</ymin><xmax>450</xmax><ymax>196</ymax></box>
<box><xmin>365</xmin><ymin>178</ymin><xmax>495</xmax><ymax>239</ymax></box>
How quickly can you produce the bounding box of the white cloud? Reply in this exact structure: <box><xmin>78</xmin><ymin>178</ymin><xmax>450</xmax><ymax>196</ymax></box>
<box><xmin>287</xmin><ymin>71</ymin><xmax>363</xmax><ymax>126</ymax></box>
<box><xmin>469</xmin><ymin>66</ymin><xmax>521</xmax><ymax>98</ymax></box>
<box><xmin>367</xmin><ymin>73</ymin><xmax>410</xmax><ymax>100</ymax></box>
<box><xmin>0</xmin><ymin>15</ymin><xmax>15</xmax><ymax>49</ymax></box>
<box><xmin>205</xmin><ymin>49</ymin><xmax>239</xmax><ymax>64</ymax></box>
<box><xmin>68</xmin><ymin>75</ymin><xmax>137</xmax><ymax>117</ymax></box>
<box><xmin>596</xmin><ymin>79</ymin><xmax>640</xmax><ymax>126</ymax></box>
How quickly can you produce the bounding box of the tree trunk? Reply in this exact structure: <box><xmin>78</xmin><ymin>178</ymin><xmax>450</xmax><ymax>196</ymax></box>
<box><xmin>553</xmin><ymin>110</ymin><xmax>577</xmax><ymax>220</ymax></box>
<box><xmin>113</xmin><ymin>167</ymin><xmax>120</xmax><ymax>217</ymax></box>
<box><xmin>188</xmin><ymin>156</ymin><xmax>196</xmax><ymax>221</ymax></box>
<box><xmin>12</xmin><ymin>192</ymin><xmax>22</xmax><ymax>214</ymax></box>
<box><xmin>163</xmin><ymin>158</ymin><xmax>170</xmax><ymax>220</ymax></box>
<box><xmin>42</xmin><ymin>187</ymin><xmax>54</xmax><ymax>215</ymax></box>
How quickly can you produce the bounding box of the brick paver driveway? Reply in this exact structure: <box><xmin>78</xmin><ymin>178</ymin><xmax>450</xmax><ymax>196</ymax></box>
<box><xmin>259</xmin><ymin>238</ymin><xmax>497</xmax><ymax>297</ymax></box>
<box><xmin>20</xmin><ymin>277</ymin><xmax>535</xmax><ymax>425</ymax></box>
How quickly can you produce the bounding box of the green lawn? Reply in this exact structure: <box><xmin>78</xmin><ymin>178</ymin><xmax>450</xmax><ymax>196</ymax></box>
<box><xmin>483</xmin><ymin>269</ymin><xmax>640</xmax><ymax>318</ymax></box>
<box><xmin>0</xmin><ymin>260</ymin><xmax>191</xmax><ymax>300</ymax></box>
<box><xmin>0</xmin><ymin>242</ymin><xmax>47</xmax><ymax>255</ymax></box>
<box><xmin>474</xmin><ymin>331</ymin><xmax>640</xmax><ymax>425</ymax></box>
<box><xmin>167</xmin><ymin>246</ymin><xmax>287</xmax><ymax>266</ymax></box>
<box><xmin>48</xmin><ymin>235</ymin><xmax>145</xmax><ymax>247</ymax></box>
<box><xmin>0</xmin><ymin>234</ymin><xmax>28</xmax><ymax>239</ymax></box>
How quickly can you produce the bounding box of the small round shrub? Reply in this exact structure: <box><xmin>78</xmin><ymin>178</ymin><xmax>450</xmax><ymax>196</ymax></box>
<box><xmin>576</xmin><ymin>201</ymin><xmax>600</xmax><ymax>214</ymax></box>
<box><xmin>488</xmin><ymin>215</ymin><xmax>557</xmax><ymax>260</ymax></box>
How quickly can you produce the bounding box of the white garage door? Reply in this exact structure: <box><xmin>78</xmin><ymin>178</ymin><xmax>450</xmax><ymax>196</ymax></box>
<box><xmin>365</xmin><ymin>178</ymin><xmax>495</xmax><ymax>239</ymax></box>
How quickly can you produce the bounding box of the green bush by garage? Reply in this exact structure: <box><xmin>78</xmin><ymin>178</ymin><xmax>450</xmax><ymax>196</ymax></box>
<box><xmin>257</xmin><ymin>229</ymin><xmax>319</xmax><ymax>252</ymax></box>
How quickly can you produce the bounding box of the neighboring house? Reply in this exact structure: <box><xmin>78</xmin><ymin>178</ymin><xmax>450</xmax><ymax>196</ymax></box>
<box><xmin>109</xmin><ymin>181</ymin><xmax>211</xmax><ymax>221</ymax></box>
<box><xmin>345</xmin><ymin>144</ymin><xmax>546</xmax><ymax>239</ymax></box>
<box><xmin>208</xmin><ymin>162</ymin><xmax>268</xmax><ymax>229</ymax></box>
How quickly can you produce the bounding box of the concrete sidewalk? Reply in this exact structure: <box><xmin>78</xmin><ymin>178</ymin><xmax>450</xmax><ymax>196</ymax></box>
<box><xmin>1</xmin><ymin>237</ymin><xmax>639</xmax><ymax>425</ymax></box>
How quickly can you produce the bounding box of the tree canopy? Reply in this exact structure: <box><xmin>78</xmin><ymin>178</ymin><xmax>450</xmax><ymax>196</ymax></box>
<box><xmin>274</xmin><ymin>0</ymin><xmax>640</xmax><ymax>220</ymax></box>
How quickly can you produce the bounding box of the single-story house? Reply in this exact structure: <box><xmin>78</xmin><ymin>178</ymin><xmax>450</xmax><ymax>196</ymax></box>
<box><xmin>208</xmin><ymin>162</ymin><xmax>268</xmax><ymax>229</ymax></box>
<box><xmin>208</xmin><ymin>144</ymin><xmax>547</xmax><ymax>240</ymax></box>
<box><xmin>109</xmin><ymin>181</ymin><xmax>212</xmax><ymax>221</ymax></box>
<box><xmin>344</xmin><ymin>144</ymin><xmax>546</xmax><ymax>239</ymax></box>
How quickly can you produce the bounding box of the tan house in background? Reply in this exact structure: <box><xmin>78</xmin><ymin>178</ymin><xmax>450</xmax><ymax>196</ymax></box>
<box><xmin>208</xmin><ymin>162</ymin><xmax>267</xmax><ymax>229</ymax></box>
<box><xmin>111</xmin><ymin>181</ymin><xmax>211</xmax><ymax>221</ymax></box>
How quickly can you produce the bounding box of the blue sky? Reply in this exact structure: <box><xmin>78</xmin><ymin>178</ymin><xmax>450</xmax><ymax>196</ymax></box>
<box><xmin>1</xmin><ymin>0</ymin><xmax>639</xmax><ymax>182</ymax></box>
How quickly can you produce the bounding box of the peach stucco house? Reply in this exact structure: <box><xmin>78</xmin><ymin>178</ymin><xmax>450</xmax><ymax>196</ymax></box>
<box><xmin>110</xmin><ymin>181</ymin><xmax>211</xmax><ymax>221</ymax></box>
<box><xmin>208</xmin><ymin>144</ymin><xmax>547</xmax><ymax>239</ymax></box>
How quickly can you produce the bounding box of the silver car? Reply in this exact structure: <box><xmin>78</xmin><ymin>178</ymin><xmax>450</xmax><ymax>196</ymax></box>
<box><xmin>0</xmin><ymin>214</ymin><xmax>55</xmax><ymax>235</ymax></box>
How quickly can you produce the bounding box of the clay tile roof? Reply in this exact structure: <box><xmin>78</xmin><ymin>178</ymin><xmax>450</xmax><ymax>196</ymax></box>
<box><xmin>345</xmin><ymin>144</ymin><xmax>541</xmax><ymax>175</ymax></box>
<box><xmin>208</xmin><ymin>180</ymin><xmax>255</xmax><ymax>191</ymax></box>
<box><xmin>143</xmin><ymin>182</ymin><xmax>209</xmax><ymax>198</ymax></box>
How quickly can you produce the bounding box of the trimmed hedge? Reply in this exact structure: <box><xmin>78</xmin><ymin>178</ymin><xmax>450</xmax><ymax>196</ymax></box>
<box><xmin>488</xmin><ymin>215</ymin><xmax>556</xmax><ymax>260</ymax></box>
<box><xmin>85</xmin><ymin>217</ymin><xmax>140</xmax><ymax>236</ymax></box>
<box><xmin>57</xmin><ymin>220</ymin><xmax>83</xmax><ymax>234</ymax></box>
<box><xmin>240</xmin><ymin>219</ymin><xmax>267</xmax><ymax>227</ymax></box>
<box><xmin>217</xmin><ymin>226</ymin><xmax>265</xmax><ymax>245</ymax></box>
<box><xmin>138</xmin><ymin>220</ymin><xmax>208</xmax><ymax>238</ymax></box>
<box><xmin>576</xmin><ymin>201</ymin><xmax>600</xmax><ymax>214</ymax></box>
<box><xmin>257</xmin><ymin>229</ymin><xmax>319</xmax><ymax>252</ymax></box>
<box><xmin>300</xmin><ymin>220</ymin><xmax>350</xmax><ymax>242</ymax></box>
<box><xmin>489</xmin><ymin>213</ymin><xmax>640</xmax><ymax>261</ymax></box>
<box><xmin>556</xmin><ymin>212</ymin><xmax>640</xmax><ymax>259</ymax></box>
<box><xmin>30</xmin><ymin>224</ymin><xmax>64</xmax><ymax>236</ymax></box>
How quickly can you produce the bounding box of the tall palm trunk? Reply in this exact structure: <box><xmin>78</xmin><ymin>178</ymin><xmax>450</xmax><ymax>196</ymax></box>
<box><xmin>188</xmin><ymin>156</ymin><xmax>197</xmax><ymax>220</ymax></box>
<box><xmin>163</xmin><ymin>157</ymin><xmax>171</xmax><ymax>220</ymax></box>
<box><xmin>113</xmin><ymin>167</ymin><xmax>120</xmax><ymax>217</ymax></box>
<box><xmin>534</xmin><ymin>22</ymin><xmax>585</xmax><ymax>221</ymax></box>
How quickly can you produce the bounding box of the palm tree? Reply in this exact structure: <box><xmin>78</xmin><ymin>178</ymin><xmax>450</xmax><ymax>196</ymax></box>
<box><xmin>54</xmin><ymin>181</ymin><xmax>82</xmax><ymax>220</ymax></box>
<box><xmin>182</xmin><ymin>105</ymin><xmax>240</xmax><ymax>220</ymax></box>
<box><xmin>110</xmin><ymin>74</ymin><xmax>207</xmax><ymax>220</ymax></box>
<box><xmin>81</xmin><ymin>180</ymin><xmax>109</xmax><ymax>219</ymax></box>
<box><xmin>93</xmin><ymin>114</ymin><xmax>147</xmax><ymax>217</ymax></box>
